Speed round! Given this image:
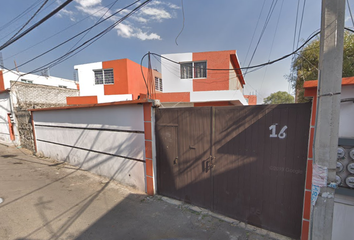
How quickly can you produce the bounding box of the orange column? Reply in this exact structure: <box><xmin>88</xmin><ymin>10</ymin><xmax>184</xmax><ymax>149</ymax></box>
<box><xmin>143</xmin><ymin>102</ymin><xmax>154</xmax><ymax>195</ymax></box>
<box><xmin>301</xmin><ymin>89</ymin><xmax>317</xmax><ymax>240</ymax></box>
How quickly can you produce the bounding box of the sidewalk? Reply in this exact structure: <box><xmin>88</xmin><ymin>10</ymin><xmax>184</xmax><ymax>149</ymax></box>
<box><xmin>0</xmin><ymin>144</ymin><xmax>276</xmax><ymax>240</ymax></box>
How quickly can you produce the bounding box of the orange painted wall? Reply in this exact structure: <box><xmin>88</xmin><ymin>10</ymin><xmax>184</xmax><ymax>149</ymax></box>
<box><xmin>0</xmin><ymin>71</ymin><xmax>5</xmax><ymax>91</ymax></box>
<box><xmin>103</xmin><ymin>59</ymin><xmax>129</xmax><ymax>95</ymax></box>
<box><xmin>102</xmin><ymin>59</ymin><xmax>153</xmax><ymax>100</ymax></box>
<box><xmin>244</xmin><ymin>95</ymin><xmax>257</xmax><ymax>105</ymax></box>
<box><xmin>193</xmin><ymin>50</ymin><xmax>236</xmax><ymax>92</ymax></box>
<box><xmin>126</xmin><ymin>59</ymin><xmax>151</xmax><ymax>100</ymax></box>
<box><xmin>67</xmin><ymin>96</ymin><xmax>98</xmax><ymax>105</ymax></box>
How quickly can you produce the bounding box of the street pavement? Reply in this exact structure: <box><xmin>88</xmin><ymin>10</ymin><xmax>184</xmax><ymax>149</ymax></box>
<box><xmin>0</xmin><ymin>144</ymin><xmax>277</xmax><ymax>240</ymax></box>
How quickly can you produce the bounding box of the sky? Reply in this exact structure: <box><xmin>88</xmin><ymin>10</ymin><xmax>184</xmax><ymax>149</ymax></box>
<box><xmin>0</xmin><ymin>0</ymin><xmax>353</xmax><ymax>103</ymax></box>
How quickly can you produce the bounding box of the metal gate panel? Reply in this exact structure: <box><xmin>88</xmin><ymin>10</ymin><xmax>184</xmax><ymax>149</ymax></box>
<box><xmin>156</xmin><ymin>103</ymin><xmax>312</xmax><ymax>239</ymax></box>
<box><xmin>213</xmin><ymin>104</ymin><xmax>311</xmax><ymax>239</ymax></box>
<box><xmin>156</xmin><ymin>108</ymin><xmax>212</xmax><ymax>209</ymax></box>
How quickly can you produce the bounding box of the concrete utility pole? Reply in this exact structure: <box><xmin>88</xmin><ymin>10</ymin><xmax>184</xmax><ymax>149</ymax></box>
<box><xmin>311</xmin><ymin>0</ymin><xmax>345</xmax><ymax>239</ymax></box>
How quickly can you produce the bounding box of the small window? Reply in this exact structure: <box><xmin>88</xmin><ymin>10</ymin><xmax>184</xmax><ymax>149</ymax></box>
<box><xmin>180</xmin><ymin>62</ymin><xmax>193</xmax><ymax>79</ymax></box>
<box><xmin>94</xmin><ymin>69</ymin><xmax>114</xmax><ymax>85</ymax></box>
<box><xmin>21</xmin><ymin>79</ymin><xmax>33</xmax><ymax>84</ymax></box>
<box><xmin>194</xmin><ymin>62</ymin><xmax>206</xmax><ymax>78</ymax></box>
<box><xmin>180</xmin><ymin>61</ymin><xmax>207</xmax><ymax>79</ymax></box>
<box><xmin>155</xmin><ymin>77</ymin><xmax>163</xmax><ymax>91</ymax></box>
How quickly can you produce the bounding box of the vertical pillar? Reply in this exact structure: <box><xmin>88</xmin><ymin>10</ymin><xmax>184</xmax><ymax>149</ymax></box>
<box><xmin>143</xmin><ymin>102</ymin><xmax>154</xmax><ymax>195</ymax></box>
<box><xmin>311</xmin><ymin>1</ymin><xmax>345</xmax><ymax>239</ymax></box>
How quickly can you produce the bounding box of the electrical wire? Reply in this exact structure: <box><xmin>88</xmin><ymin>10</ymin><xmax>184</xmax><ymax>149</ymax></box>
<box><xmin>244</xmin><ymin>0</ymin><xmax>278</xmax><ymax>76</ymax></box>
<box><xmin>4</xmin><ymin>0</ymin><xmax>50</xmax><ymax>44</ymax></box>
<box><xmin>292</xmin><ymin>0</ymin><xmax>301</xmax><ymax>51</ymax></box>
<box><xmin>175</xmin><ymin>0</ymin><xmax>185</xmax><ymax>45</ymax></box>
<box><xmin>0</xmin><ymin>0</ymin><xmax>74</xmax><ymax>51</ymax></box>
<box><xmin>147</xmin><ymin>29</ymin><xmax>321</xmax><ymax>73</ymax></box>
<box><xmin>243</xmin><ymin>0</ymin><xmax>266</xmax><ymax>65</ymax></box>
<box><xmin>296</xmin><ymin>0</ymin><xmax>307</xmax><ymax>48</ymax></box>
<box><xmin>7</xmin><ymin>0</ymin><xmax>142</xmax><ymax>73</ymax></box>
<box><xmin>0</xmin><ymin>0</ymin><xmax>43</xmax><ymax>34</ymax></box>
<box><xmin>18</xmin><ymin>0</ymin><xmax>152</xmax><ymax>77</ymax></box>
<box><xmin>66</xmin><ymin>0</ymin><xmax>120</xmax><ymax>54</ymax></box>
<box><xmin>3</xmin><ymin>0</ymin><xmax>121</xmax><ymax>61</ymax></box>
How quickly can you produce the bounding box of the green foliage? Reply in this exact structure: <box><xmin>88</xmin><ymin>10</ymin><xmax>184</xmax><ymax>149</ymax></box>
<box><xmin>289</xmin><ymin>32</ymin><xmax>354</xmax><ymax>103</ymax></box>
<box><xmin>263</xmin><ymin>91</ymin><xmax>294</xmax><ymax>104</ymax></box>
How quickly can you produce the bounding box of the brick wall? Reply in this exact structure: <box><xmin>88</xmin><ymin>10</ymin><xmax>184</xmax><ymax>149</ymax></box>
<box><xmin>10</xmin><ymin>81</ymin><xmax>78</xmax><ymax>151</ymax></box>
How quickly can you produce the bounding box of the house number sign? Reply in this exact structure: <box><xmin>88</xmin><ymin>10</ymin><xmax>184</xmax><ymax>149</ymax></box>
<box><xmin>269</xmin><ymin>124</ymin><xmax>287</xmax><ymax>139</ymax></box>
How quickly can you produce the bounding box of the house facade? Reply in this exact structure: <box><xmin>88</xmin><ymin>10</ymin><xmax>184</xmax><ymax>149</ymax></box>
<box><xmin>0</xmin><ymin>69</ymin><xmax>78</xmax><ymax>150</ymax></box>
<box><xmin>67</xmin><ymin>58</ymin><xmax>161</xmax><ymax>105</ymax></box>
<box><xmin>67</xmin><ymin>51</ymin><xmax>255</xmax><ymax>107</ymax></box>
<box><xmin>155</xmin><ymin>50</ymin><xmax>249</xmax><ymax>107</ymax></box>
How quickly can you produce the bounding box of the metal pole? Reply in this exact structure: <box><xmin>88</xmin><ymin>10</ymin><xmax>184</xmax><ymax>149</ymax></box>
<box><xmin>311</xmin><ymin>0</ymin><xmax>345</xmax><ymax>239</ymax></box>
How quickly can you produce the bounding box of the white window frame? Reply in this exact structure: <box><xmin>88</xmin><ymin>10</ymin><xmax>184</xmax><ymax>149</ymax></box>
<box><xmin>93</xmin><ymin>69</ymin><xmax>114</xmax><ymax>85</ymax></box>
<box><xmin>180</xmin><ymin>61</ymin><xmax>207</xmax><ymax>79</ymax></box>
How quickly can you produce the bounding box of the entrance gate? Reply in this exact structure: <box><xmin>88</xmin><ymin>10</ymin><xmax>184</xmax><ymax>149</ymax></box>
<box><xmin>156</xmin><ymin>103</ymin><xmax>311</xmax><ymax>239</ymax></box>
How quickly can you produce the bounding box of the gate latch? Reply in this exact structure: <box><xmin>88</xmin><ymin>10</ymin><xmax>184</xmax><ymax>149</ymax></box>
<box><xmin>173</xmin><ymin>157</ymin><xmax>178</xmax><ymax>165</ymax></box>
<box><xmin>206</xmin><ymin>155</ymin><xmax>215</xmax><ymax>171</ymax></box>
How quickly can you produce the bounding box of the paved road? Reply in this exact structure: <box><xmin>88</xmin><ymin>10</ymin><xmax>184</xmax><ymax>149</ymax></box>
<box><xmin>0</xmin><ymin>144</ymin><xmax>275</xmax><ymax>240</ymax></box>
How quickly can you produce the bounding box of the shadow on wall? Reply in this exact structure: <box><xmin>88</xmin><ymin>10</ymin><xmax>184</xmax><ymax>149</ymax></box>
<box><xmin>155</xmin><ymin>103</ymin><xmax>312</xmax><ymax>239</ymax></box>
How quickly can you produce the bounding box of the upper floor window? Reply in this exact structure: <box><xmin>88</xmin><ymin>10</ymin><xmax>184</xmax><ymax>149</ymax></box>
<box><xmin>94</xmin><ymin>69</ymin><xmax>114</xmax><ymax>85</ymax></box>
<box><xmin>155</xmin><ymin>77</ymin><xmax>163</xmax><ymax>91</ymax></box>
<box><xmin>180</xmin><ymin>61</ymin><xmax>207</xmax><ymax>79</ymax></box>
<box><xmin>21</xmin><ymin>79</ymin><xmax>33</xmax><ymax>84</ymax></box>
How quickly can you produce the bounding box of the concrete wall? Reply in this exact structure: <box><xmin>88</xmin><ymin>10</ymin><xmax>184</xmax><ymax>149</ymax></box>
<box><xmin>339</xmin><ymin>85</ymin><xmax>354</xmax><ymax>138</ymax></box>
<box><xmin>190</xmin><ymin>90</ymin><xmax>248</xmax><ymax>105</ymax></box>
<box><xmin>332</xmin><ymin>190</ymin><xmax>354</xmax><ymax>239</ymax></box>
<box><xmin>10</xmin><ymin>82</ymin><xmax>79</xmax><ymax>151</ymax></box>
<box><xmin>32</xmin><ymin>104</ymin><xmax>147</xmax><ymax>192</ymax></box>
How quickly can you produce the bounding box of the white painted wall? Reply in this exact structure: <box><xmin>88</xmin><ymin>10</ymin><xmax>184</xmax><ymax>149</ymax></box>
<box><xmin>161</xmin><ymin>53</ymin><xmax>193</xmax><ymax>93</ymax></box>
<box><xmin>33</xmin><ymin>104</ymin><xmax>146</xmax><ymax>192</ymax></box>
<box><xmin>332</xmin><ymin>192</ymin><xmax>354</xmax><ymax>239</ymax></box>
<box><xmin>0</xmin><ymin>92</ymin><xmax>11</xmax><ymax>144</ymax></box>
<box><xmin>190</xmin><ymin>90</ymin><xmax>248</xmax><ymax>105</ymax></box>
<box><xmin>1</xmin><ymin>70</ymin><xmax>77</xmax><ymax>89</ymax></box>
<box><xmin>339</xmin><ymin>85</ymin><xmax>354</xmax><ymax>138</ymax></box>
<box><xmin>0</xmin><ymin>91</ymin><xmax>20</xmax><ymax>145</ymax></box>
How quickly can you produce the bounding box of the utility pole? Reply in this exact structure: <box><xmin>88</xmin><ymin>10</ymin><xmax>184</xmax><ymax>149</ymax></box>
<box><xmin>311</xmin><ymin>0</ymin><xmax>345</xmax><ymax>239</ymax></box>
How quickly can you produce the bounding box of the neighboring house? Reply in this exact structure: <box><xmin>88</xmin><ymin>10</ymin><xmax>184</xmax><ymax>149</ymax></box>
<box><xmin>0</xmin><ymin>69</ymin><xmax>79</xmax><ymax>150</ymax></box>
<box><xmin>67</xmin><ymin>51</ymin><xmax>256</xmax><ymax>107</ymax></box>
<box><xmin>155</xmin><ymin>50</ymin><xmax>249</xmax><ymax>107</ymax></box>
<box><xmin>303</xmin><ymin>77</ymin><xmax>354</xmax><ymax>240</ymax></box>
<box><xmin>67</xmin><ymin>58</ymin><xmax>161</xmax><ymax>105</ymax></box>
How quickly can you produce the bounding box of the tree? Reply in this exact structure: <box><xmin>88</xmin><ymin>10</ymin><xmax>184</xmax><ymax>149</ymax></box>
<box><xmin>289</xmin><ymin>31</ymin><xmax>354</xmax><ymax>102</ymax></box>
<box><xmin>263</xmin><ymin>91</ymin><xmax>294</xmax><ymax>104</ymax></box>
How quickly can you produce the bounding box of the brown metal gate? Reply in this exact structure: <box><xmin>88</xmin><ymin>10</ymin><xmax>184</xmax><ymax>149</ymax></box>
<box><xmin>156</xmin><ymin>103</ymin><xmax>311</xmax><ymax>239</ymax></box>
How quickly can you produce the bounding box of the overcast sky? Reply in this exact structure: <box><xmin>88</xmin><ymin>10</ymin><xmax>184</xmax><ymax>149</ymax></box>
<box><xmin>0</xmin><ymin>0</ymin><xmax>353</xmax><ymax>103</ymax></box>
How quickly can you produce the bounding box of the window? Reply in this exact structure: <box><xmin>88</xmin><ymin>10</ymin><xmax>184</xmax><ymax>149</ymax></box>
<box><xmin>180</xmin><ymin>62</ymin><xmax>193</xmax><ymax>79</ymax></box>
<box><xmin>21</xmin><ymin>79</ymin><xmax>33</xmax><ymax>84</ymax></box>
<box><xmin>180</xmin><ymin>61</ymin><xmax>207</xmax><ymax>79</ymax></box>
<box><xmin>155</xmin><ymin>77</ymin><xmax>163</xmax><ymax>91</ymax></box>
<box><xmin>58</xmin><ymin>85</ymin><xmax>67</xmax><ymax>88</ymax></box>
<box><xmin>94</xmin><ymin>69</ymin><xmax>114</xmax><ymax>85</ymax></box>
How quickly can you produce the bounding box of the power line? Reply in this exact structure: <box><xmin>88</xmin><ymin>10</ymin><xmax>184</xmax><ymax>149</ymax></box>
<box><xmin>21</xmin><ymin>0</ymin><xmax>152</xmax><ymax>76</ymax></box>
<box><xmin>0</xmin><ymin>0</ymin><xmax>43</xmax><ymax>34</ymax></box>
<box><xmin>0</xmin><ymin>0</ymin><xmax>74</xmax><ymax>51</ymax></box>
<box><xmin>296</xmin><ymin>0</ymin><xmax>307</xmax><ymax>48</ymax></box>
<box><xmin>5</xmin><ymin>0</ymin><xmax>50</xmax><ymax>44</ymax></box>
<box><xmin>244</xmin><ymin>0</ymin><xmax>278</xmax><ymax>76</ymax></box>
<box><xmin>3</xmin><ymin>0</ymin><xmax>120</xmax><ymax>61</ymax></box>
<box><xmin>9</xmin><ymin>0</ymin><xmax>141</xmax><ymax>72</ymax></box>
<box><xmin>243</xmin><ymin>0</ymin><xmax>266</xmax><ymax>65</ymax></box>
<box><xmin>148</xmin><ymin>30</ymin><xmax>321</xmax><ymax>73</ymax></box>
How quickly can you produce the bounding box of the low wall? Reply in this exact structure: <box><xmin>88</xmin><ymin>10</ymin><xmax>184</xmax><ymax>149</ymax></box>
<box><xmin>32</xmin><ymin>103</ymin><xmax>153</xmax><ymax>192</ymax></box>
